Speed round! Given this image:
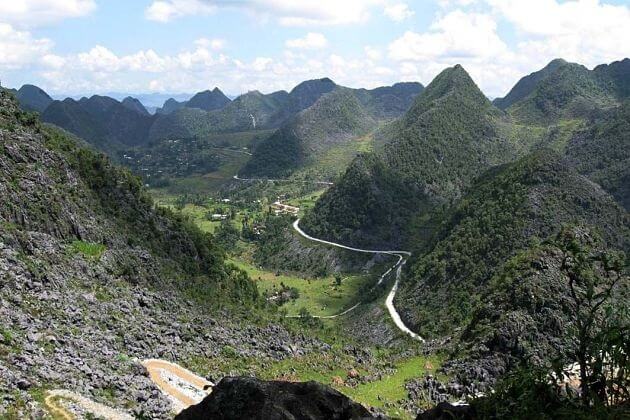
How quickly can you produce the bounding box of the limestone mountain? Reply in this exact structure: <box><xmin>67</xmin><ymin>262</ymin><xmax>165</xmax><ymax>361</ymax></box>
<box><xmin>156</xmin><ymin>97</ymin><xmax>186</xmax><ymax>114</ymax></box>
<box><xmin>565</xmin><ymin>100</ymin><xmax>630</xmax><ymax>211</ymax></box>
<box><xmin>15</xmin><ymin>84</ymin><xmax>53</xmax><ymax>113</ymax></box>
<box><xmin>148</xmin><ymin>90</ymin><xmax>289</xmax><ymax>142</ymax></box>
<box><xmin>186</xmin><ymin>87</ymin><xmax>231</xmax><ymax>111</ymax></box>
<box><xmin>302</xmin><ymin>65</ymin><xmax>529</xmax><ymax>247</ymax></box>
<box><xmin>239</xmin><ymin>88</ymin><xmax>378</xmax><ymax>179</ymax></box>
<box><xmin>267</xmin><ymin>77</ymin><xmax>337</xmax><ymax>125</ymax></box>
<box><xmin>42</xmin><ymin>95</ymin><xmax>155</xmax><ymax>152</ymax></box>
<box><xmin>493</xmin><ymin>59</ymin><xmax>568</xmax><ymax>110</ymax></box>
<box><xmin>394</xmin><ymin>150</ymin><xmax>629</xmax><ymax>338</ymax></box>
<box><xmin>354</xmin><ymin>81</ymin><xmax>424</xmax><ymax>119</ymax></box>
<box><xmin>239</xmin><ymin>82</ymin><xmax>424</xmax><ymax>179</ymax></box>
<box><xmin>494</xmin><ymin>58</ymin><xmax>630</xmax><ymax>123</ymax></box>
<box><xmin>121</xmin><ymin>96</ymin><xmax>150</xmax><ymax>115</ymax></box>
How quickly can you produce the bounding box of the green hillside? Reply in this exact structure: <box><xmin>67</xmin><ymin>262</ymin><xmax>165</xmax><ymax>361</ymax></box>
<box><xmin>496</xmin><ymin>58</ymin><xmax>630</xmax><ymax>124</ymax></box>
<box><xmin>42</xmin><ymin>95</ymin><xmax>155</xmax><ymax>152</ymax></box>
<box><xmin>302</xmin><ymin>65</ymin><xmax>535</xmax><ymax>247</ymax></box>
<box><xmin>1</xmin><ymin>88</ymin><xmax>258</xmax><ymax>306</ymax></box>
<box><xmin>240</xmin><ymin>88</ymin><xmax>377</xmax><ymax>179</ymax></box>
<box><xmin>395</xmin><ymin>150</ymin><xmax>629</xmax><ymax>338</ymax></box>
<box><xmin>15</xmin><ymin>84</ymin><xmax>53</xmax><ymax>113</ymax></box>
<box><xmin>565</xmin><ymin>100</ymin><xmax>630</xmax><ymax>210</ymax></box>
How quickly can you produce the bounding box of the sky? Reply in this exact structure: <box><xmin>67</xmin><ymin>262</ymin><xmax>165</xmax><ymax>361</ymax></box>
<box><xmin>1</xmin><ymin>0</ymin><xmax>629</xmax><ymax>99</ymax></box>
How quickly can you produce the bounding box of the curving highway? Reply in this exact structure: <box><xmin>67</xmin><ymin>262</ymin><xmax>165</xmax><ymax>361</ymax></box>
<box><xmin>292</xmin><ymin>219</ymin><xmax>424</xmax><ymax>342</ymax></box>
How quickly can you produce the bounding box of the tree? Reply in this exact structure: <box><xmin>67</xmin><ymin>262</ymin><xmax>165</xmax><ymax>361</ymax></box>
<box><xmin>557</xmin><ymin>228</ymin><xmax>629</xmax><ymax>407</ymax></box>
<box><xmin>335</xmin><ymin>273</ymin><xmax>342</xmax><ymax>286</ymax></box>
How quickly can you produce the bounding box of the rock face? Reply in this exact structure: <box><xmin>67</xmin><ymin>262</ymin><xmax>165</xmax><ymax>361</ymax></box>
<box><xmin>175</xmin><ymin>377</ymin><xmax>375</xmax><ymax>420</ymax></box>
<box><xmin>0</xmin><ymin>89</ymin><xmax>330</xmax><ymax>418</ymax></box>
<box><xmin>416</xmin><ymin>402</ymin><xmax>475</xmax><ymax>420</ymax></box>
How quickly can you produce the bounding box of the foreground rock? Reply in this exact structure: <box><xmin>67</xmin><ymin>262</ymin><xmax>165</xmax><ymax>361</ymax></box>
<box><xmin>416</xmin><ymin>402</ymin><xmax>475</xmax><ymax>420</ymax></box>
<box><xmin>175</xmin><ymin>377</ymin><xmax>376</xmax><ymax>420</ymax></box>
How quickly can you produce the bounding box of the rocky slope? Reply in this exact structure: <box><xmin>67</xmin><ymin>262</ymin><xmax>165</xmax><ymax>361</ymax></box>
<box><xmin>0</xmin><ymin>89</ymin><xmax>331</xmax><ymax>418</ymax></box>
<box><xmin>395</xmin><ymin>151</ymin><xmax>629</xmax><ymax>338</ymax></box>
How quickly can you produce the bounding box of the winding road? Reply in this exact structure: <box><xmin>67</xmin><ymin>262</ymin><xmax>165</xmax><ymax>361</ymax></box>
<box><xmin>142</xmin><ymin>359</ymin><xmax>213</xmax><ymax>413</ymax></box>
<box><xmin>44</xmin><ymin>389</ymin><xmax>134</xmax><ymax>420</ymax></box>
<box><xmin>292</xmin><ymin>219</ymin><xmax>424</xmax><ymax>342</ymax></box>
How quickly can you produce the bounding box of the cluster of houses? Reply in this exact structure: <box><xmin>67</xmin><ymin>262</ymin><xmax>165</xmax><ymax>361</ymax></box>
<box><xmin>271</xmin><ymin>201</ymin><xmax>299</xmax><ymax>216</ymax></box>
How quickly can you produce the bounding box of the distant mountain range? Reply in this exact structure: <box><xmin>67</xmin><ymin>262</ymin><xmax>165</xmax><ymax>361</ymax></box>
<box><xmin>493</xmin><ymin>58</ymin><xmax>630</xmax><ymax>123</ymax></box>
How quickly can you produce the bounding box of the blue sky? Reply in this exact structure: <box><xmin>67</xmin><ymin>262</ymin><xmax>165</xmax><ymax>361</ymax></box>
<box><xmin>1</xmin><ymin>0</ymin><xmax>629</xmax><ymax>98</ymax></box>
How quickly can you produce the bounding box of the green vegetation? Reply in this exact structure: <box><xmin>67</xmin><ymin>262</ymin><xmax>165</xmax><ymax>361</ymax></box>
<box><xmin>230</xmin><ymin>258</ymin><xmax>373</xmax><ymax>317</ymax></box>
<box><xmin>497</xmin><ymin>58</ymin><xmax>630</xmax><ymax>124</ymax></box>
<box><xmin>302</xmin><ymin>65</ymin><xmax>539</xmax><ymax>248</ymax></box>
<box><xmin>565</xmin><ymin>100</ymin><xmax>630</xmax><ymax>210</ymax></box>
<box><xmin>70</xmin><ymin>240</ymin><xmax>106</xmax><ymax>259</ymax></box>
<box><xmin>241</xmin><ymin>88</ymin><xmax>377</xmax><ymax>178</ymax></box>
<box><xmin>344</xmin><ymin>354</ymin><xmax>444</xmax><ymax>417</ymax></box>
<box><xmin>396</xmin><ymin>151</ymin><xmax>629</xmax><ymax>337</ymax></box>
<box><xmin>187</xmin><ymin>347</ymin><xmax>443</xmax><ymax>419</ymax></box>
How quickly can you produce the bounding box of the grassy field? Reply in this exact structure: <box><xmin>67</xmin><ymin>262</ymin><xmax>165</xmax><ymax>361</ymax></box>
<box><xmin>186</xmin><ymin>348</ymin><xmax>443</xmax><ymax>419</ymax></box>
<box><xmin>228</xmin><ymin>258</ymin><xmax>374</xmax><ymax>317</ymax></box>
<box><xmin>344</xmin><ymin>354</ymin><xmax>445</xmax><ymax>417</ymax></box>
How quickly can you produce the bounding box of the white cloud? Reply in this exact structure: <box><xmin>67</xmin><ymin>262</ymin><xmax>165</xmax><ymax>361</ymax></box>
<box><xmin>145</xmin><ymin>0</ymin><xmax>381</xmax><ymax>25</ymax></box>
<box><xmin>286</xmin><ymin>32</ymin><xmax>328</xmax><ymax>50</ymax></box>
<box><xmin>364</xmin><ymin>46</ymin><xmax>383</xmax><ymax>61</ymax></box>
<box><xmin>0</xmin><ymin>0</ymin><xmax>95</xmax><ymax>26</ymax></box>
<box><xmin>389</xmin><ymin>11</ymin><xmax>508</xmax><ymax>61</ymax></box>
<box><xmin>195</xmin><ymin>38</ymin><xmax>226</xmax><ymax>50</ymax></box>
<box><xmin>487</xmin><ymin>0</ymin><xmax>630</xmax><ymax>67</ymax></box>
<box><xmin>384</xmin><ymin>3</ymin><xmax>415</xmax><ymax>21</ymax></box>
<box><xmin>145</xmin><ymin>0</ymin><xmax>216</xmax><ymax>22</ymax></box>
<box><xmin>0</xmin><ymin>23</ymin><xmax>53</xmax><ymax>69</ymax></box>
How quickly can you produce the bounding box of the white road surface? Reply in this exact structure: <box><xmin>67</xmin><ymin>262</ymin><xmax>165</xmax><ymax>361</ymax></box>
<box><xmin>291</xmin><ymin>219</ymin><xmax>424</xmax><ymax>342</ymax></box>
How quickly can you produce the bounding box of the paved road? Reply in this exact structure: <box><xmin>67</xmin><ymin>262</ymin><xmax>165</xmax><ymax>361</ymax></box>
<box><xmin>44</xmin><ymin>389</ymin><xmax>134</xmax><ymax>420</ymax></box>
<box><xmin>291</xmin><ymin>219</ymin><xmax>424</xmax><ymax>342</ymax></box>
<box><xmin>143</xmin><ymin>359</ymin><xmax>213</xmax><ymax>413</ymax></box>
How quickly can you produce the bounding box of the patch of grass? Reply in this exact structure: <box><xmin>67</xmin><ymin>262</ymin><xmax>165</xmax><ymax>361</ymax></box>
<box><xmin>70</xmin><ymin>240</ymin><xmax>106</xmax><ymax>259</ymax></box>
<box><xmin>187</xmin><ymin>349</ymin><xmax>444</xmax><ymax>420</ymax></box>
<box><xmin>343</xmin><ymin>354</ymin><xmax>445</xmax><ymax>418</ymax></box>
<box><xmin>228</xmin><ymin>258</ymin><xmax>374</xmax><ymax>317</ymax></box>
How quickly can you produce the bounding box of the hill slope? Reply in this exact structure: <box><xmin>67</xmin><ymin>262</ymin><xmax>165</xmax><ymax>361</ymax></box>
<box><xmin>121</xmin><ymin>96</ymin><xmax>150</xmax><ymax>115</ymax></box>
<box><xmin>239</xmin><ymin>88</ymin><xmax>377</xmax><ymax>178</ymax></box>
<box><xmin>495</xmin><ymin>58</ymin><xmax>630</xmax><ymax>124</ymax></box>
<box><xmin>42</xmin><ymin>95</ymin><xmax>155</xmax><ymax>151</ymax></box>
<box><xmin>302</xmin><ymin>65</ymin><xmax>531</xmax><ymax>247</ymax></box>
<box><xmin>565</xmin><ymin>100</ymin><xmax>630</xmax><ymax>210</ymax></box>
<box><xmin>0</xmin><ymin>89</ymin><xmax>294</xmax><ymax>417</ymax></box>
<box><xmin>354</xmin><ymin>82</ymin><xmax>424</xmax><ymax>119</ymax></box>
<box><xmin>395</xmin><ymin>151</ymin><xmax>629</xmax><ymax>337</ymax></box>
<box><xmin>16</xmin><ymin>84</ymin><xmax>53</xmax><ymax>113</ymax></box>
